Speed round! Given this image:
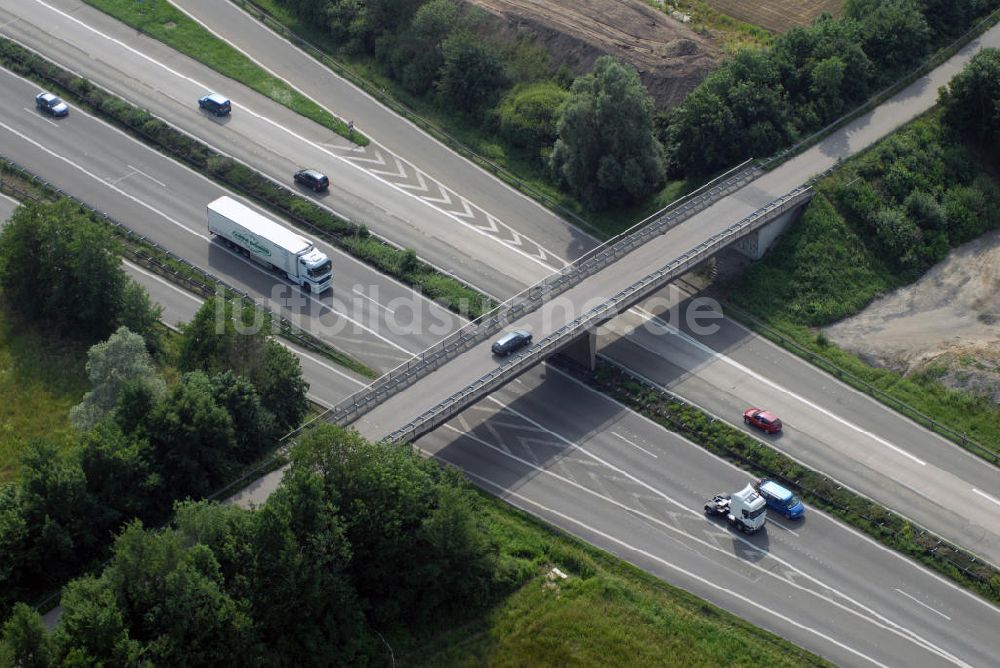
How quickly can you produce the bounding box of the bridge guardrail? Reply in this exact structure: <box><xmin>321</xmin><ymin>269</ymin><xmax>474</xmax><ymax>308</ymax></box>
<box><xmin>323</xmin><ymin>159</ymin><xmax>762</xmax><ymax>426</ymax></box>
<box><xmin>383</xmin><ymin>186</ymin><xmax>814</xmax><ymax>443</ymax></box>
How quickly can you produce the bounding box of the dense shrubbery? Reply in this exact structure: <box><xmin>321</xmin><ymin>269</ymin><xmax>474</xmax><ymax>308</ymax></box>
<box><xmin>1</xmin><ymin>426</ymin><xmax>507</xmax><ymax>666</ymax></box>
<box><xmin>732</xmin><ymin>106</ymin><xmax>1000</xmax><ymax>326</ymax></box>
<box><xmin>0</xmin><ymin>298</ymin><xmax>309</xmax><ymax>619</ymax></box>
<box><xmin>664</xmin><ymin>0</ymin><xmax>999</xmax><ymax>176</ymax></box>
<box><xmin>732</xmin><ymin>43</ymin><xmax>1000</xmax><ymax>326</ymax></box>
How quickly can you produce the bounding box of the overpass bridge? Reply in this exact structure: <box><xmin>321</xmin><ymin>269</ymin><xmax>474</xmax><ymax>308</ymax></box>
<box><xmin>326</xmin><ymin>155</ymin><xmax>820</xmax><ymax>444</ymax></box>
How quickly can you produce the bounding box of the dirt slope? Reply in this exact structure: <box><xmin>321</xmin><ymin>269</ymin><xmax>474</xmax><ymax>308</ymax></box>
<box><xmin>824</xmin><ymin>230</ymin><xmax>1000</xmax><ymax>401</ymax></box>
<box><xmin>467</xmin><ymin>0</ymin><xmax>721</xmax><ymax>108</ymax></box>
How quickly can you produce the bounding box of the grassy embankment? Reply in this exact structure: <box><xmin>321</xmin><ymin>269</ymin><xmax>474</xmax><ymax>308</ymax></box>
<box><xmin>399</xmin><ymin>494</ymin><xmax>829</xmax><ymax>667</ymax></box>
<box><xmin>718</xmin><ymin>112</ymin><xmax>1000</xmax><ymax>461</ymax></box>
<box><xmin>0</xmin><ymin>308</ymin><xmax>88</xmax><ymax>483</ymax></box>
<box><xmin>82</xmin><ymin>0</ymin><xmax>365</xmax><ymax>146</ymax></box>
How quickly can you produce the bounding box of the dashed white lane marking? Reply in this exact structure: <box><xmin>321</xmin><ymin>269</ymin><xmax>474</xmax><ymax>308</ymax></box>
<box><xmin>439</xmin><ymin>422</ymin><xmax>962</xmax><ymax>667</ymax></box>
<box><xmin>895</xmin><ymin>589</ymin><xmax>952</xmax><ymax>621</ymax></box>
<box><xmin>611</xmin><ymin>431</ymin><xmax>658</xmax><ymax>458</ymax></box>
<box><xmin>0</xmin><ymin>115</ymin><xmax>410</xmax><ymax>355</ymax></box>
<box><xmin>972</xmin><ymin>488</ymin><xmax>1000</xmax><ymax>508</ymax></box>
<box><xmin>125</xmin><ymin>260</ymin><xmax>366</xmax><ymax>387</ymax></box>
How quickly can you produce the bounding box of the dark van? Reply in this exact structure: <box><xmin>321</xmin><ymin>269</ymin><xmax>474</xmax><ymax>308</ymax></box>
<box><xmin>294</xmin><ymin>169</ymin><xmax>330</xmax><ymax>192</ymax></box>
<box><xmin>198</xmin><ymin>93</ymin><xmax>232</xmax><ymax>116</ymax></box>
<box><xmin>491</xmin><ymin>330</ymin><xmax>532</xmax><ymax>357</ymax></box>
<box><xmin>757</xmin><ymin>479</ymin><xmax>805</xmax><ymax>519</ymax></box>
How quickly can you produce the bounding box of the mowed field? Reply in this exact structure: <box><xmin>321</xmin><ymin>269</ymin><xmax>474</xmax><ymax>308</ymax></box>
<box><xmin>703</xmin><ymin>0</ymin><xmax>843</xmax><ymax>33</ymax></box>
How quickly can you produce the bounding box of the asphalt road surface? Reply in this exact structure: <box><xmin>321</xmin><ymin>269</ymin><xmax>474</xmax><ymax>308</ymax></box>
<box><xmin>0</xmin><ymin>66</ymin><xmax>464</xmax><ymax>373</ymax></box>
<box><xmin>3</xmin><ymin>5</ymin><xmax>999</xmax><ymax>663</ymax></box>
<box><xmin>4</xmin><ymin>0</ymin><xmax>997</xmax><ymax>566</ymax></box>
<box><xmin>0</xmin><ymin>0</ymin><xmax>581</xmax><ymax>299</ymax></box>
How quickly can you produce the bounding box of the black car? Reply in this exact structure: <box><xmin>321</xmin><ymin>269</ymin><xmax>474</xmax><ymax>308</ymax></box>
<box><xmin>35</xmin><ymin>92</ymin><xmax>69</xmax><ymax>117</ymax></box>
<box><xmin>198</xmin><ymin>93</ymin><xmax>231</xmax><ymax>116</ymax></box>
<box><xmin>492</xmin><ymin>330</ymin><xmax>532</xmax><ymax>356</ymax></box>
<box><xmin>294</xmin><ymin>169</ymin><xmax>330</xmax><ymax>192</ymax></box>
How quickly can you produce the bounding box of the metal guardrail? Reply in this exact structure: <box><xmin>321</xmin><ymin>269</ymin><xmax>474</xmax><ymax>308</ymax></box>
<box><xmin>322</xmin><ymin>160</ymin><xmax>762</xmax><ymax>426</ymax></box>
<box><xmin>382</xmin><ymin>186</ymin><xmax>814</xmax><ymax>443</ymax></box>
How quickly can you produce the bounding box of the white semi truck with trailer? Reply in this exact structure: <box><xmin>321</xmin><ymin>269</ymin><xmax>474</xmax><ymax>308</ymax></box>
<box><xmin>704</xmin><ymin>484</ymin><xmax>767</xmax><ymax>534</ymax></box>
<box><xmin>207</xmin><ymin>196</ymin><xmax>332</xmax><ymax>294</ymax></box>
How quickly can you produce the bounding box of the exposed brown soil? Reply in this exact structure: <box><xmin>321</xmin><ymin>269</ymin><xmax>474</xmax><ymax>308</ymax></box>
<box><xmin>467</xmin><ymin>0</ymin><xmax>722</xmax><ymax>108</ymax></box>
<box><xmin>823</xmin><ymin>230</ymin><xmax>1000</xmax><ymax>401</ymax></box>
<box><xmin>702</xmin><ymin>0</ymin><xmax>843</xmax><ymax>34</ymax></box>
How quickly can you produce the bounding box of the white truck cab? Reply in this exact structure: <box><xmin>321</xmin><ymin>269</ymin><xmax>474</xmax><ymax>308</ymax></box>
<box><xmin>704</xmin><ymin>484</ymin><xmax>767</xmax><ymax>534</ymax></box>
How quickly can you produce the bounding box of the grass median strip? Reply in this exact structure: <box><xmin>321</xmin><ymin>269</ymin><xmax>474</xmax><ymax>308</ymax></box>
<box><xmin>554</xmin><ymin>356</ymin><xmax>1000</xmax><ymax>606</ymax></box>
<box><xmin>81</xmin><ymin>0</ymin><xmax>366</xmax><ymax>146</ymax></box>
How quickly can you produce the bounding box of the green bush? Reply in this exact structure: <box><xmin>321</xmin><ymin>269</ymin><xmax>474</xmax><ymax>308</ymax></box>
<box><xmin>495</xmin><ymin>81</ymin><xmax>569</xmax><ymax>150</ymax></box>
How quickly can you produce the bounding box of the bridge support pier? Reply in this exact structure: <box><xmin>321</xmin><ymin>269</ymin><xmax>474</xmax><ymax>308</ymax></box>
<box><xmin>560</xmin><ymin>329</ymin><xmax>597</xmax><ymax>371</ymax></box>
<box><xmin>733</xmin><ymin>205</ymin><xmax>803</xmax><ymax>260</ymax></box>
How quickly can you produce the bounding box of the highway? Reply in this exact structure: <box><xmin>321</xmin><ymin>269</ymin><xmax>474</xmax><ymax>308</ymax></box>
<box><xmin>0</xmin><ymin>0</ymin><xmax>578</xmax><ymax>299</ymax></box>
<box><xmin>1</xmin><ymin>3</ymin><xmax>999</xmax><ymax>664</ymax></box>
<box><xmin>0</xmin><ymin>66</ymin><xmax>465</xmax><ymax>374</ymax></box>
<box><xmin>3</xmin><ymin>0</ymin><xmax>1000</xmax><ymax>563</ymax></box>
<box><xmin>4</xmin><ymin>0</ymin><xmax>998</xmax><ymax>568</ymax></box>
<box><xmin>5</xmin><ymin>93</ymin><xmax>999</xmax><ymax>668</ymax></box>
<box><xmin>603</xmin><ymin>287</ymin><xmax>1000</xmax><ymax>567</ymax></box>
<box><xmin>13</xmin><ymin>171</ymin><xmax>997</xmax><ymax>664</ymax></box>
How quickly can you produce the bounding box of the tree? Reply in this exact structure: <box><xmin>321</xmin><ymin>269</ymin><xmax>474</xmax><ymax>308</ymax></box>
<box><xmin>291</xmin><ymin>426</ymin><xmax>496</xmax><ymax>626</ymax></box>
<box><xmin>177</xmin><ymin>298</ymin><xmax>236</xmax><ymax>374</ymax></box>
<box><xmin>102</xmin><ymin>522</ymin><xmax>255</xmax><ymax>667</ymax></box>
<box><xmin>252</xmin><ymin>341</ymin><xmax>309</xmax><ymax>433</ymax></box>
<box><xmin>246</xmin><ymin>472</ymin><xmax>369</xmax><ymax>664</ymax></box>
<box><xmin>143</xmin><ymin>372</ymin><xmax>237</xmax><ymax>499</ymax></box>
<box><xmin>496</xmin><ymin>82</ymin><xmax>570</xmax><ymax>151</ymax></box>
<box><xmin>845</xmin><ymin>0</ymin><xmax>931</xmax><ymax>76</ymax></box>
<box><xmin>210</xmin><ymin>371</ymin><xmax>278</xmax><ymax>462</ymax></box>
<box><xmin>939</xmin><ymin>48</ymin><xmax>1000</xmax><ymax>150</ymax></box>
<box><xmin>0</xmin><ymin>199</ymin><xmax>128</xmax><ymax>340</ymax></box>
<box><xmin>904</xmin><ymin>190</ymin><xmax>946</xmax><ymax>230</ymax></box>
<box><xmin>70</xmin><ymin>327</ymin><xmax>166</xmax><ymax>432</ymax></box>
<box><xmin>18</xmin><ymin>441</ymin><xmax>99</xmax><ymax>589</ymax></box>
<box><xmin>393</xmin><ymin>0</ymin><xmax>460</xmax><ymax>94</ymax></box>
<box><xmin>874</xmin><ymin>207</ymin><xmax>922</xmax><ymax>267</ymax></box>
<box><xmin>116</xmin><ymin>281</ymin><xmax>163</xmax><ymax>353</ymax></box>
<box><xmin>0</xmin><ymin>485</ymin><xmax>28</xmax><ymax>611</ymax></box>
<box><xmin>438</xmin><ymin>31</ymin><xmax>508</xmax><ymax>113</ymax></box>
<box><xmin>52</xmin><ymin>576</ymin><xmax>139</xmax><ymax>666</ymax></box>
<box><xmin>79</xmin><ymin>421</ymin><xmax>161</xmax><ymax>530</ymax></box>
<box><xmin>550</xmin><ymin>56</ymin><xmax>665</xmax><ymax>208</ymax></box>
<box><xmin>0</xmin><ymin>603</ymin><xmax>52</xmax><ymax>668</ymax></box>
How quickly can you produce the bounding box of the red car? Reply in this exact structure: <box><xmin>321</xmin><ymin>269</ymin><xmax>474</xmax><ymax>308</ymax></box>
<box><xmin>743</xmin><ymin>408</ymin><xmax>782</xmax><ymax>434</ymax></box>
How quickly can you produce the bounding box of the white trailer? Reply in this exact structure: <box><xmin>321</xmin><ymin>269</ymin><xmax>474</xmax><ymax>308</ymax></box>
<box><xmin>207</xmin><ymin>196</ymin><xmax>332</xmax><ymax>294</ymax></box>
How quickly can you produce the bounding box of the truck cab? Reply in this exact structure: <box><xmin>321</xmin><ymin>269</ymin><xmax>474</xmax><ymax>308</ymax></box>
<box><xmin>705</xmin><ymin>484</ymin><xmax>767</xmax><ymax>534</ymax></box>
<box><xmin>299</xmin><ymin>248</ymin><xmax>333</xmax><ymax>293</ymax></box>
